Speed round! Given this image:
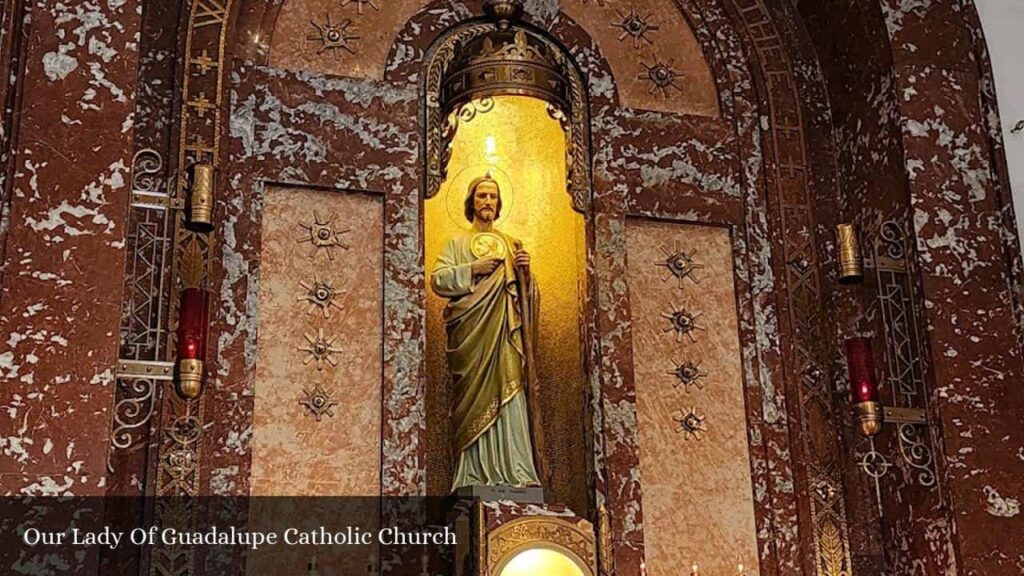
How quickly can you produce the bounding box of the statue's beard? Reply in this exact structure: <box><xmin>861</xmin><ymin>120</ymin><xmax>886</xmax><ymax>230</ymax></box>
<box><xmin>475</xmin><ymin>208</ymin><xmax>495</xmax><ymax>223</ymax></box>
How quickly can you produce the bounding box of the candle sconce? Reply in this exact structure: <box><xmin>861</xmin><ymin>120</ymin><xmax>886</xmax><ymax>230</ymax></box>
<box><xmin>846</xmin><ymin>335</ymin><xmax>933</xmax><ymax>516</ymax></box>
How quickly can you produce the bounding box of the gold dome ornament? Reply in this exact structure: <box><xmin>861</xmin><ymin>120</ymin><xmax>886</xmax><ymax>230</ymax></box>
<box><xmin>440</xmin><ymin>7</ymin><xmax>570</xmax><ymax>116</ymax></box>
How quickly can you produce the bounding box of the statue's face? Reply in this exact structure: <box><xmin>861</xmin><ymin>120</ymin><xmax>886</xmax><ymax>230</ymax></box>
<box><xmin>472</xmin><ymin>181</ymin><xmax>500</xmax><ymax>223</ymax></box>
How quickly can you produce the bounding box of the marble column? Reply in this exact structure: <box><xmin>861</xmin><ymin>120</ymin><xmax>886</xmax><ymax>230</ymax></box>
<box><xmin>880</xmin><ymin>1</ymin><xmax>1024</xmax><ymax>573</ymax></box>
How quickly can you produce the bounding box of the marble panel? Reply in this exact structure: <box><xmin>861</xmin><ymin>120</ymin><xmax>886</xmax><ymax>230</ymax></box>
<box><xmin>250</xmin><ymin>185</ymin><xmax>383</xmax><ymax>496</ymax></box>
<box><xmin>626</xmin><ymin>219</ymin><xmax>759</xmax><ymax>575</ymax></box>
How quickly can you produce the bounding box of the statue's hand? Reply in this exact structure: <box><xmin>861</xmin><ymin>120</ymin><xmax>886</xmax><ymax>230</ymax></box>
<box><xmin>471</xmin><ymin>257</ymin><xmax>503</xmax><ymax>277</ymax></box>
<box><xmin>514</xmin><ymin>249</ymin><xmax>530</xmax><ymax>270</ymax></box>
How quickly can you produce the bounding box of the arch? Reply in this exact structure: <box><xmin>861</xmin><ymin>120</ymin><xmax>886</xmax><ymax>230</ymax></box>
<box><xmin>142</xmin><ymin>2</ymin><xmax>859</xmax><ymax>576</ymax></box>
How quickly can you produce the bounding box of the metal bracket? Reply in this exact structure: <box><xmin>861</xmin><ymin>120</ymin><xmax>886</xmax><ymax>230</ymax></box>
<box><xmin>131</xmin><ymin>191</ymin><xmax>185</xmax><ymax>211</ymax></box>
<box><xmin>115</xmin><ymin>359</ymin><xmax>175</xmax><ymax>381</ymax></box>
<box><xmin>882</xmin><ymin>406</ymin><xmax>926</xmax><ymax>424</ymax></box>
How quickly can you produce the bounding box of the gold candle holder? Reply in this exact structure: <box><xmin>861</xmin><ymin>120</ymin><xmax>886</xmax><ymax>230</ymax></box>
<box><xmin>189</xmin><ymin>161</ymin><xmax>215</xmax><ymax>232</ymax></box>
<box><xmin>177</xmin><ymin>358</ymin><xmax>203</xmax><ymax>399</ymax></box>
<box><xmin>853</xmin><ymin>400</ymin><xmax>883</xmax><ymax>438</ymax></box>
<box><xmin>836</xmin><ymin>223</ymin><xmax>863</xmax><ymax>284</ymax></box>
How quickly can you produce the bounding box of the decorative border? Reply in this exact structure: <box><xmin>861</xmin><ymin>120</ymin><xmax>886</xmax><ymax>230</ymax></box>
<box><xmin>145</xmin><ymin>1</ymin><xmax>233</xmax><ymax>575</ymax></box>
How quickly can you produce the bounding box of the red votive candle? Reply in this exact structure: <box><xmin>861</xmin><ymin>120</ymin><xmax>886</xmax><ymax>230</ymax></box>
<box><xmin>177</xmin><ymin>287</ymin><xmax>209</xmax><ymax>362</ymax></box>
<box><xmin>845</xmin><ymin>337</ymin><xmax>879</xmax><ymax>403</ymax></box>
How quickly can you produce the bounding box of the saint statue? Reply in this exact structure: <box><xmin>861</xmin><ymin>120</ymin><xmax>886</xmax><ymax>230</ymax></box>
<box><xmin>431</xmin><ymin>174</ymin><xmax>546</xmax><ymax>492</ymax></box>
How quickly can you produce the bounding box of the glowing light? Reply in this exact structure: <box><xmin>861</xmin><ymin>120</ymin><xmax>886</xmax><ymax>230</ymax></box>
<box><xmin>484</xmin><ymin>135</ymin><xmax>498</xmax><ymax>163</ymax></box>
<box><xmin>498</xmin><ymin>547</ymin><xmax>585</xmax><ymax>576</ymax></box>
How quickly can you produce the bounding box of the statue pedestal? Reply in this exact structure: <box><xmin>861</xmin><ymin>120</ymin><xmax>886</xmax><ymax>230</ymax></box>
<box><xmin>451</xmin><ymin>499</ymin><xmax>597</xmax><ymax>576</ymax></box>
<box><xmin>453</xmin><ymin>485</ymin><xmax>545</xmax><ymax>504</ymax></box>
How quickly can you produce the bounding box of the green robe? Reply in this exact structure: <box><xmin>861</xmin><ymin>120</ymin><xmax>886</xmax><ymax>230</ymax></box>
<box><xmin>431</xmin><ymin>230</ymin><xmax>541</xmax><ymax>491</ymax></box>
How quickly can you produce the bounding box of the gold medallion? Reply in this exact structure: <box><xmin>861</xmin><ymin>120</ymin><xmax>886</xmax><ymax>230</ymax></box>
<box><xmin>470</xmin><ymin>233</ymin><xmax>507</xmax><ymax>259</ymax></box>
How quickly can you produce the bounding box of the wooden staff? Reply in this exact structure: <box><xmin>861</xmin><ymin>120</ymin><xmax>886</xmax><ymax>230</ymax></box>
<box><xmin>513</xmin><ymin>240</ymin><xmax>551</xmax><ymax>489</ymax></box>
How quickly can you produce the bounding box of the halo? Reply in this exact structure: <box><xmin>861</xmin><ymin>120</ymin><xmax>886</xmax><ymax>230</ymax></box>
<box><xmin>442</xmin><ymin>164</ymin><xmax>516</xmax><ymax>228</ymax></box>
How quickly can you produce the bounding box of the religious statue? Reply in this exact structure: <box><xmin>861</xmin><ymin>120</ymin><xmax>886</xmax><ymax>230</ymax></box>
<box><xmin>431</xmin><ymin>174</ymin><xmax>547</xmax><ymax>492</ymax></box>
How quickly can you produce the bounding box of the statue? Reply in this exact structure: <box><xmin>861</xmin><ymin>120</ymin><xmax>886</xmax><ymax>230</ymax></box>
<box><xmin>431</xmin><ymin>174</ymin><xmax>547</xmax><ymax>492</ymax></box>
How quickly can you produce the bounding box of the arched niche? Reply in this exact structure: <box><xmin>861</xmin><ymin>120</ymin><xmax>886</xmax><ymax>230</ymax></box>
<box><xmin>421</xmin><ymin>7</ymin><xmax>595</xmax><ymax>510</ymax></box>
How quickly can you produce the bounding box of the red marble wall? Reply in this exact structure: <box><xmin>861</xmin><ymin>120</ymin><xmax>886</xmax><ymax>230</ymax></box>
<box><xmin>0</xmin><ymin>0</ymin><xmax>141</xmax><ymax>495</ymax></box>
<box><xmin>796</xmin><ymin>1</ymin><xmax>1024</xmax><ymax>574</ymax></box>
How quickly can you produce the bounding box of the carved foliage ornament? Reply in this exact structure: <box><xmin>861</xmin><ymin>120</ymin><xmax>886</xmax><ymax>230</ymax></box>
<box><xmin>612</xmin><ymin>6</ymin><xmax>659</xmax><ymax>49</ymax></box>
<box><xmin>656</xmin><ymin>243</ymin><xmax>703</xmax><ymax>287</ymax></box>
<box><xmin>639</xmin><ymin>59</ymin><xmax>683</xmax><ymax>97</ymax></box>
<box><xmin>298</xmin><ymin>273</ymin><xmax>344</xmax><ymax>317</ymax></box>
<box><xmin>300</xmin><ymin>381</ymin><xmax>339</xmax><ymax>422</ymax></box>
<box><xmin>668</xmin><ymin>360</ymin><xmax>706</xmax><ymax>392</ymax></box>
<box><xmin>298</xmin><ymin>211</ymin><xmax>351</xmax><ymax>260</ymax></box>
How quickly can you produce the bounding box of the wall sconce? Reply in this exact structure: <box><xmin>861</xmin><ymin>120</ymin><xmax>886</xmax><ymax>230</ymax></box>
<box><xmin>846</xmin><ymin>337</ymin><xmax>881</xmax><ymax>437</ymax></box>
<box><xmin>188</xmin><ymin>161</ymin><xmax>215</xmax><ymax>232</ymax></box>
<box><xmin>836</xmin><ymin>223</ymin><xmax>863</xmax><ymax>284</ymax></box>
<box><xmin>846</xmin><ymin>336</ymin><xmax>928</xmax><ymax>437</ymax></box>
<box><xmin>176</xmin><ymin>287</ymin><xmax>209</xmax><ymax>399</ymax></box>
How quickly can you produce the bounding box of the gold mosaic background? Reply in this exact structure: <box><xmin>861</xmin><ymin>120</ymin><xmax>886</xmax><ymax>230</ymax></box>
<box><xmin>425</xmin><ymin>96</ymin><xmax>588</xmax><ymax>512</ymax></box>
<box><xmin>626</xmin><ymin>220</ymin><xmax>759</xmax><ymax>575</ymax></box>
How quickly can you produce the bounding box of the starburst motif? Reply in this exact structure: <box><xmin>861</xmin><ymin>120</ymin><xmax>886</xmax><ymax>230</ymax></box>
<box><xmin>611</xmin><ymin>6</ymin><xmax>659</xmax><ymax>49</ymax></box>
<box><xmin>661</xmin><ymin>304</ymin><xmax>705</xmax><ymax>343</ymax></box>
<box><xmin>298</xmin><ymin>211</ymin><xmax>350</xmax><ymax>260</ymax></box>
<box><xmin>656</xmin><ymin>243</ymin><xmax>703</xmax><ymax>287</ymax></box>
<box><xmin>638</xmin><ymin>59</ymin><xmax>683</xmax><ymax>97</ymax></box>
<box><xmin>298</xmin><ymin>326</ymin><xmax>342</xmax><ymax>370</ymax></box>
<box><xmin>299</xmin><ymin>381</ymin><xmax>338</xmax><ymax>422</ymax></box>
<box><xmin>673</xmin><ymin>407</ymin><xmax>707</xmax><ymax>440</ymax></box>
<box><xmin>340</xmin><ymin>0</ymin><xmax>380</xmax><ymax>15</ymax></box>
<box><xmin>667</xmin><ymin>360</ymin><xmax>707</xmax><ymax>392</ymax></box>
<box><xmin>298</xmin><ymin>273</ymin><xmax>344</xmax><ymax>318</ymax></box>
<box><xmin>307</xmin><ymin>14</ymin><xmax>359</xmax><ymax>59</ymax></box>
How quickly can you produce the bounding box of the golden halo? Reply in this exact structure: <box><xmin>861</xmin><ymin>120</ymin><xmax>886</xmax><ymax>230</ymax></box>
<box><xmin>442</xmin><ymin>164</ymin><xmax>515</xmax><ymax>228</ymax></box>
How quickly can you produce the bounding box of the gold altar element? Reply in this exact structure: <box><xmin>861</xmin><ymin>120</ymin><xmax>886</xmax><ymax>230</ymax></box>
<box><xmin>836</xmin><ymin>223</ymin><xmax>863</xmax><ymax>284</ymax></box>
<box><xmin>177</xmin><ymin>358</ymin><xmax>203</xmax><ymax>399</ymax></box>
<box><xmin>489</xmin><ymin>517</ymin><xmax>596</xmax><ymax>576</ymax></box>
<box><xmin>425</xmin><ymin>95</ymin><xmax>587</xmax><ymax>508</ymax></box>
